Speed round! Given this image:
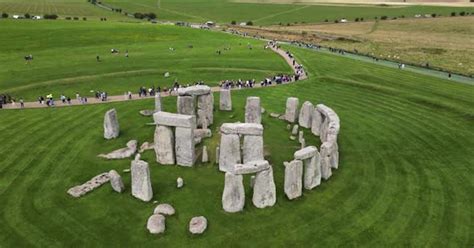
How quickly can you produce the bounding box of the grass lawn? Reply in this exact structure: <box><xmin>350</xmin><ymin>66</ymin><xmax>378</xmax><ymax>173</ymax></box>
<box><xmin>0</xmin><ymin>44</ymin><xmax>472</xmax><ymax>246</ymax></box>
<box><xmin>0</xmin><ymin>20</ymin><xmax>291</xmax><ymax>101</ymax></box>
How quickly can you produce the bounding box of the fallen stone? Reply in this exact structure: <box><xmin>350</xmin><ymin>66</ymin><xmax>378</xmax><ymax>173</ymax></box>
<box><xmin>286</xmin><ymin>124</ymin><xmax>291</xmax><ymax>130</ymax></box>
<box><xmin>139</xmin><ymin>109</ymin><xmax>156</xmax><ymax>116</ymax></box>
<box><xmin>219</xmin><ymin>89</ymin><xmax>232</xmax><ymax>111</ymax></box>
<box><xmin>98</xmin><ymin>140</ymin><xmax>137</xmax><ymax>159</ymax></box>
<box><xmin>291</xmin><ymin>124</ymin><xmax>299</xmax><ymax>135</ymax></box>
<box><xmin>233</xmin><ymin>160</ymin><xmax>270</xmax><ymax>175</ymax></box>
<box><xmin>147</xmin><ymin>214</ymin><xmax>166</xmax><ymax>234</ymax></box>
<box><xmin>131</xmin><ymin>159</ymin><xmax>153</xmax><ymax>202</ymax></box>
<box><xmin>177</xmin><ymin>177</ymin><xmax>184</xmax><ymax>188</ymax></box>
<box><xmin>252</xmin><ymin>166</ymin><xmax>276</xmax><ymax>208</ymax></box>
<box><xmin>153</xmin><ymin>112</ymin><xmax>196</xmax><ymax>128</ymax></box>
<box><xmin>109</xmin><ymin>170</ymin><xmax>125</xmax><ymax>193</ymax></box>
<box><xmin>154</xmin><ymin>203</ymin><xmax>175</xmax><ymax>216</ymax></box>
<box><xmin>245</xmin><ymin>96</ymin><xmax>261</xmax><ymax>124</ymax></box>
<box><xmin>220</xmin><ymin>123</ymin><xmax>263</xmax><ymax>136</ymax></box>
<box><xmin>294</xmin><ymin>146</ymin><xmax>318</xmax><ymax>160</ymax></box>
<box><xmin>189</xmin><ymin>216</ymin><xmax>207</xmax><ymax>234</ymax></box>
<box><xmin>104</xmin><ymin>108</ymin><xmax>120</xmax><ymax>139</ymax></box>
<box><xmin>285</xmin><ymin>97</ymin><xmax>299</xmax><ymax>123</ymax></box>
<box><xmin>242</xmin><ymin>135</ymin><xmax>264</xmax><ymax>164</ymax></box>
<box><xmin>222</xmin><ymin>172</ymin><xmax>245</xmax><ymax>213</ymax></box>
<box><xmin>289</xmin><ymin>136</ymin><xmax>296</xmax><ymax>141</ymax></box>
<box><xmin>219</xmin><ymin>134</ymin><xmax>241</xmax><ymax>172</ymax></box>
<box><xmin>139</xmin><ymin>141</ymin><xmax>154</xmax><ymax>153</ymax></box>
<box><xmin>270</xmin><ymin>113</ymin><xmax>280</xmax><ymax>118</ymax></box>
<box><xmin>154</xmin><ymin>125</ymin><xmax>175</xmax><ymax>165</ymax></box>
<box><xmin>261</xmin><ymin>107</ymin><xmax>266</xmax><ymax>114</ymax></box>
<box><xmin>123</xmin><ymin>169</ymin><xmax>131</xmax><ymax>173</ymax></box>
<box><xmin>284</xmin><ymin>160</ymin><xmax>303</xmax><ymax>200</ymax></box>
<box><xmin>67</xmin><ymin>172</ymin><xmax>110</xmax><ymax>198</ymax></box>
<box><xmin>298</xmin><ymin>101</ymin><xmax>314</xmax><ymax>128</ymax></box>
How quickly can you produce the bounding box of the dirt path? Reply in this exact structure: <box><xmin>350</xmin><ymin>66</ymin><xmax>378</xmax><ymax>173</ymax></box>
<box><xmin>1</xmin><ymin>46</ymin><xmax>306</xmax><ymax>110</ymax></box>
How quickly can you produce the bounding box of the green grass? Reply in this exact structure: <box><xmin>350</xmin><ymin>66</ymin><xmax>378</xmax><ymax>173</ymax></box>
<box><xmin>0</xmin><ymin>43</ymin><xmax>472</xmax><ymax>246</ymax></box>
<box><xmin>103</xmin><ymin>0</ymin><xmax>474</xmax><ymax>25</ymax></box>
<box><xmin>0</xmin><ymin>20</ymin><xmax>291</xmax><ymax>101</ymax></box>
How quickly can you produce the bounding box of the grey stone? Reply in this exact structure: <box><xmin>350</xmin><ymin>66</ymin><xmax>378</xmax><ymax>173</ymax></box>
<box><xmin>131</xmin><ymin>159</ymin><xmax>153</xmax><ymax>202</ymax></box>
<box><xmin>270</xmin><ymin>113</ymin><xmax>280</xmax><ymax>118</ymax></box>
<box><xmin>245</xmin><ymin>96</ymin><xmax>261</xmax><ymax>124</ymax></box>
<box><xmin>311</xmin><ymin>108</ymin><xmax>323</xmax><ymax>136</ymax></box>
<box><xmin>284</xmin><ymin>160</ymin><xmax>303</xmax><ymax>200</ymax></box>
<box><xmin>298</xmin><ymin>131</ymin><xmax>304</xmax><ymax>143</ymax></box>
<box><xmin>286</xmin><ymin>124</ymin><xmax>291</xmax><ymax>130</ymax></box>
<box><xmin>178</xmin><ymin>85</ymin><xmax>211</xmax><ymax>96</ymax></box>
<box><xmin>252</xmin><ymin>166</ymin><xmax>276</xmax><ymax>208</ymax></box>
<box><xmin>139</xmin><ymin>109</ymin><xmax>156</xmax><ymax>116</ymax></box>
<box><xmin>154</xmin><ymin>203</ymin><xmax>175</xmax><ymax>216</ymax></box>
<box><xmin>139</xmin><ymin>141</ymin><xmax>154</xmax><ymax>153</ymax></box>
<box><xmin>177</xmin><ymin>177</ymin><xmax>184</xmax><ymax>188</ymax></box>
<box><xmin>294</xmin><ymin>146</ymin><xmax>318</xmax><ymax>160</ymax></box>
<box><xmin>289</xmin><ymin>136</ymin><xmax>296</xmax><ymax>141</ymax></box>
<box><xmin>104</xmin><ymin>108</ymin><xmax>120</xmax><ymax>139</ymax></box>
<box><xmin>109</xmin><ymin>170</ymin><xmax>125</xmax><ymax>193</ymax></box>
<box><xmin>233</xmin><ymin>160</ymin><xmax>270</xmax><ymax>175</ymax></box>
<box><xmin>219</xmin><ymin>89</ymin><xmax>232</xmax><ymax>111</ymax></box>
<box><xmin>222</xmin><ymin>172</ymin><xmax>245</xmax><ymax>213</ymax></box>
<box><xmin>316</xmin><ymin>104</ymin><xmax>340</xmax><ymax>143</ymax></box>
<box><xmin>219</xmin><ymin>134</ymin><xmax>241</xmax><ymax>172</ymax></box>
<box><xmin>300</xmin><ymin>139</ymin><xmax>305</xmax><ymax>149</ymax></box>
<box><xmin>291</xmin><ymin>124</ymin><xmax>299</xmax><ymax>135</ymax></box>
<box><xmin>250</xmin><ymin>175</ymin><xmax>256</xmax><ymax>188</ymax></box>
<box><xmin>202</xmin><ymin>145</ymin><xmax>209</xmax><ymax>163</ymax></box>
<box><xmin>321</xmin><ymin>140</ymin><xmax>339</xmax><ymax>176</ymax></box>
<box><xmin>177</xmin><ymin>95</ymin><xmax>196</xmax><ymax>116</ymax></box>
<box><xmin>220</xmin><ymin>123</ymin><xmax>263</xmax><ymax>136</ymax></box>
<box><xmin>154</xmin><ymin>125</ymin><xmax>175</xmax><ymax>165</ymax></box>
<box><xmin>147</xmin><ymin>214</ymin><xmax>165</xmax><ymax>234</ymax></box>
<box><xmin>303</xmin><ymin>153</ymin><xmax>321</xmax><ymax>190</ymax></box>
<box><xmin>216</xmin><ymin>146</ymin><xmax>220</xmax><ymax>164</ymax></box>
<box><xmin>242</xmin><ymin>135</ymin><xmax>264</xmax><ymax>164</ymax></box>
<box><xmin>197</xmin><ymin>93</ymin><xmax>214</xmax><ymax>126</ymax></box>
<box><xmin>175</xmin><ymin>127</ymin><xmax>195</xmax><ymax>167</ymax></box>
<box><xmin>194</xmin><ymin>129</ymin><xmax>212</xmax><ymax>139</ymax></box>
<box><xmin>189</xmin><ymin>216</ymin><xmax>207</xmax><ymax>234</ymax></box>
<box><xmin>155</xmin><ymin>93</ymin><xmax>162</xmax><ymax>112</ymax></box>
<box><xmin>98</xmin><ymin>140</ymin><xmax>137</xmax><ymax>160</ymax></box>
<box><xmin>153</xmin><ymin>112</ymin><xmax>196</xmax><ymax>128</ymax></box>
<box><xmin>298</xmin><ymin>101</ymin><xmax>314</xmax><ymax>128</ymax></box>
<box><xmin>285</xmin><ymin>97</ymin><xmax>299</xmax><ymax>123</ymax></box>
<box><xmin>261</xmin><ymin>107</ymin><xmax>266</xmax><ymax>114</ymax></box>
<box><xmin>67</xmin><ymin>172</ymin><xmax>110</xmax><ymax>198</ymax></box>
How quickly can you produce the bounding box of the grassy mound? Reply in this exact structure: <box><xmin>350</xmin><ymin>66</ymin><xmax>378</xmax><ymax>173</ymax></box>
<box><xmin>0</xmin><ymin>45</ymin><xmax>472</xmax><ymax>246</ymax></box>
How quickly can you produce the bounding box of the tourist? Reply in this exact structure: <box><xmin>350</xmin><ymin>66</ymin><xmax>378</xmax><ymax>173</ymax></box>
<box><xmin>20</xmin><ymin>98</ymin><xmax>24</xmax><ymax>108</ymax></box>
<box><xmin>67</xmin><ymin>96</ymin><xmax>71</xmax><ymax>104</ymax></box>
<box><xmin>96</xmin><ymin>55</ymin><xmax>100</xmax><ymax>62</ymax></box>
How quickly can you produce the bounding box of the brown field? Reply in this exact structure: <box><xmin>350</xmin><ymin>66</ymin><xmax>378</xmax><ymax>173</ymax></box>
<box><xmin>231</xmin><ymin>16</ymin><xmax>474</xmax><ymax>75</ymax></box>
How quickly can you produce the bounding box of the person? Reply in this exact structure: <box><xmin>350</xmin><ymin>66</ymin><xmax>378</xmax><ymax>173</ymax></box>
<box><xmin>67</xmin><ymin>96</ymin><xmax>71</xmax><ymax>104</ymax></box>
<box><xmin>448</xmin><ymin>73</ymin><xmax>452</xmax><ymax>79</ymax></box>
<box><xmin>96</xmin><ymin>55</ymin><xmax>100</xmax><ymax>62</ymax></box>
<box><xmin>125</xmin><ymin>50</ymin><xmax>129</xmax><ymax>58</ymax></box>
<box><xmin>20</xmin><ymin>98</ymin><xmax>24</xmax><ymax>108</ymax></box>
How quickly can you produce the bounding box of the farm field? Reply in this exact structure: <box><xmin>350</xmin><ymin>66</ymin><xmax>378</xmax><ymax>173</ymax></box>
<box><xmin>0</xmin><ymin>20</ymin><xmax>290</xmax><ymax>101</ymax></box>
<box><xmin>232</xmin><ymin>16</ymin><xmax>474</xmax><ymax>76</ymax></box>
<box><xmin>0</xmin><ymin>43</ymin><xmax>473</xmax><ymax>246</ymax></box>
<box><xmin>102</xmin><ymin>0</ymin><xmax>474</xmax><ymax>24</ymax></box>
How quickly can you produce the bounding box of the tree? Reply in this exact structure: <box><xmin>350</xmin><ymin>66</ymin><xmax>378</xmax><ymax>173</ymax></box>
<box><xmin>355</xmin><ymin>17</ymin><xmax>359</xmax><ymax>22</ymax></box>
<box><xmin>246</xmin><ymin>21</ymin><xmax>253</xmax><ymax>26</ymax></box>
<box><xmin>134</xmin><ymin>12</ymin><xmax>144</xmax><ymax>19</ymax></box>
<box><xmin>2</xmin><ymin>13</ymin><xmax>8</xmax><ymax>18</ymax></box>
<box><xmin>460</xmin><ymin>11</ymin><xmax>466</xmax><ymax>16</ymax></box>
<box><xmin>25</xmin><ymin>13</ymin><xmax>30</xmax><ymax>19</ymax></box>
<box><xmin>431</xmin><ymin>13</ymin><xmax>437</xmax><ymax>18</ymax></box>
<box><xmin>231</xmin><ymin>20</ymin><xmax>236</xmax><ymax>25</ymax></box>
<box><xmin>380</xmin><ymin>15</ymin><xmax>388</xmax><ymax>20</ymax></box>
<box><xmin>147</xmin><ymin>12</ymin><xmax>156</xmax><ymax>19</ymax></box>
<box><xmin>451</xmin><ymin>12</ymin><xmax>456</xmax><ymax>16</ymax></box>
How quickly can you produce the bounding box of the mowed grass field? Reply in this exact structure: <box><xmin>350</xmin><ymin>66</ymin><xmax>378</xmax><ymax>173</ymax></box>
<box><xmin>0</xmin><ymin>20</ymin><xmax>290</xmax><ymax>101</ymax></box>
<box><xmin>103</xmin><ymin>0</ymin><xmax>474</xmax><ymax>24</ymax></box>
<box><xmin>0</xmin><ymin>44</ymin><xmax>473</xmax><ymax>246</ymax></box>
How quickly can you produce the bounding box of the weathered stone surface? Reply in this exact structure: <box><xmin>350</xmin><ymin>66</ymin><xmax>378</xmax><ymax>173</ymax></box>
<box><xmin>139</xmin><ymin>109</ymin><xmax>156</xmax><ymax>116</ymax></box>
<box><xmin>291</xmin><ymin>124</ymin><xmax>299</xmax><ymax>135</ymax></box>
<box><xmin>311</xmin><ymin>108</ymin><xmax>323</xmax><ymax>136</ymax></box>
<box><xmin>300</xmin><ymin>139</ymin><xmax>305</xmax><ymax>149</ymax></box>
<box><xmin>154</xmin><ymin>203</ymin><xmax>175</xmax><ymax>216</ymax></box>
<box><xmin>261</xmin><ymin>107</ymin><xmax>266</xmax><ymax>114</ymax></box>
<box><xmin>298</xmin><ymin>131</ymin><xmax>304</xmax><ymax>143</ymax></box>
<box><xmin>294</xmin><ymin>146</ymin><xmax>318</xmax><ymax>160</ymax></box>
<box><xmin>303</xmin><ymin>153</ymin><xmax>321</xmax><ymax>190</ymax></box>
<box><xmin>289</xmin><ymin>135</ymin><xmax>296</xmax><ymax>141</ymax></box>
<box><xmin>215</xmin><ymin>146</ymin><xmax>220</xmax><ymax>164</ymax></box>
<box><xmin>178</xmin><ymin>85</ymin><xmax>211</xmax><ymax>96</ymax></box>
<box><xmin>109</xmin><ymin>170</ymin><xmax>125</xmax><ymax>193</ymax></box>
<box><xmin>177</xmin><ymin>95</ymin><xmax>196</xmax><ymax>116</ymax></box>
<box><xmin>222</xmin><ymin>172</ymin><xmax>245</xmax><ymax>213</ymax></box>
<box><xmin>316</xmin><ymin>104</ymin><xmax>340</xmax><ymax>143</ymax></box>
<box><xmin>321</xmin><ymin>140</ymin><xmax>339</xmax><ymax>176</ymax></box>
<box><xmin>197</xmin><ymin>94</ymin><xmax>214</xmax><ymax>126</ymax></box>
<box><xmin>245</xmin><ymin>96</ymin><xmax>261</xmax><ymax>124</ymax></box>
<box><xmin>154</xmin><ymin>125</ymin><xmax>175</xmax><ymax>165</ymax></box>
<box><xmin>252</xmin><ymin>166</ymin><xmax>276</xmax><ymax>208</ymax></box>
<box><xmin>147</xmin><ymin>214</ymin><xmax>165</xmax><ymax>234</ymax></box>
<box><xmin>189</xmin><ymin>216</ymin><xmax>207</xmax><ymax>234</ymax></box>
<box><xmin>194</xmin><ymin>129</ymin><xmax>212</xmax><ymax>139</ymax></box>
<box><xmin>270</xmin><ymin>113</ymin><xmax>280</xmax><ymax>118</ymax></box>
<box><xmin>233</xmin><ymin>160</ymin><xmax>270</xmax><ymax>175</ymax></box>
<box><xmin>131</xmin><ymin>159</ymin><xmax>153</xmax><ymax>202</ymax></box>
<box><xmin>298</xmin><ymin>101</ymin><xmax>314</xmax><ymax>128</ymax></box>
<box><xmin>286</xmin><ymin>124</ymin><xmax>291</xmax><ymax>130</ymax></box>
<box><xmin>175</xmin><ymin>127</ymin><xmax>195</xmax><ymax>166</ymax></box>
<box><xmin>98</xmin><ymin>140</ymin><xmax>137</xmax><ymax>159</ymax></box>
<box><xmin>242</xmin><ymin>135</ymin><xmax>264</xmax><ymax>164</ymax></box>
<box><xmin>285</xmin><ymin>97</ymin><xmax>299</xmax><ymax>123</ymax></box>
<box><xmin>284</xmin><ymin>160</ymin><xmax>303</xmax><ymax>200</ymax></box>
<box><xmin>67</xmin><ymin>172</ymin><xmax>110</xmax><ymax>198</ymax></box>
<box><xmin>220</xmin><ymin>123</ymin><xmax>263</xmax><ymax>136</ymax></box>
<box><xmin>177</xmin><ymin>177</ymin><xmax>184</xmax><ymax>188</ymax></box>
<box><xmin>219</xmin><ymin>89</ymin><xmax>232</xmax><ymax>111</ymax></box>
<box><xmin>155</xmin><ymin>93</ymin><xmax>162</xmax><ymax>112</ymax></box>
<box><xmin>153</xmin><ymin>112</ymin><xmax>196</xmax><ymax>128</ymax></box>
<box><xmin>219</xmin><ymin>134</ymin><xmax>241</xmax><ymax>172</ymax></box>
<box><xmin>194</xmin><ymin>137</ymin><xmax>202</xmax><ymax>145</ymax></box>
<box><xmin>104</xmin><ymin>108</ymin><xmax>120</xmax><ymax>139</ymax></box>
<box><xmin>139</xmin><ymin>141</ymin><xmax>154</xmax><ymax>153</ymax></box>
<box><xmin>202</xmin><ymin>145</ymin><xmax>209</xmax><ymax>163</ymax></box>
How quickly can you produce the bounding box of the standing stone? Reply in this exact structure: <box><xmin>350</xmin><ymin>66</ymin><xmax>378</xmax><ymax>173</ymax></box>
<box><xmin>242</xmin><ymin>135</ymin><xmax>264</xmax><ymax>164</ymax></box>
<box><xmin>154</xmin><ymin>125</ymin><xmax>175</xmax><ymax>165</ymax></box>
<box><xmin>104</xmin><ymin>108</ymin><xmax>120</xmax><ymax>139</ymax></box>
<box><xmin>285</xmin><ymin>97</ymin><xmax>299</xmax><ymax>123</ymax></box>
<box><xmin>222</xmin><ymin>172</ymin><xmax>245</xmax><ymax>213</ymax></box>
<box><xmin>216</xmin><ymin>146</ymin><xmax>220</xmax><ymax>164</ymax></box>
<box><xmin>147</xmin><ymin>214</ymin><xmax>166</xmax><ymax>234</ymax></box>
<box><xmin>109</xmin><ymin>170</ymin><xmax>125</xmax><ymax>193</ymax></box>
<box><xmin>311</xmin><ymin>108</ymin><xmax>323</xmax><ymax>136</ymax></box>
<box><xmin>219</xmin><ymin>134</ymin><xmax>241</xmax><ymax>172</ymax></box>
<box><xmin>303</xmin><ymin>155</ymin><xmax>321</xmax><ymax>190</ymax></box>
<box><xmin>298</xmin><ymin>131</ymin><xmax>304</xmax><ymax>143</ymax></box>
<box><xmin>291</xmin><ymin>124</ymin><xmax>299</xmax><ymax>135</ymax></box>
<box><xmin>252</xmin><ymin>167</ymin><xmax>276</xmax><ymax>208</ymax></box>
<box><xmin>286</xmin><ymin>124</ymin><xmax>291</xmax><ymax>130</ymax></box>
<box><xmin>177</xmin><ymin>95</ymin><xmax>195</xmax><ymax>116</ymax></box>
<box><xmin>197</xmin><ymin>94</ymin><xmax>214</xmax><ymax>126</ymax></box>
<box><xmin>245</xmin><ymin>96</ymin><xmax>261</xmax><ymax>124</ymax></box>
<box><xmin>189</xmin><ymin>216</ymin><xmax>208</xmax><ymax>234</ymax></box>
<box><xmin>284</xmin><ymin>160</ymin><xmax>303</xmax><ymax>200</ymax></box>
<box><xmin>155</xmin><ymin>93</ymin><xmax>162</xmax><ymax>112</ymax></box>
<box><xmin>131</xmin><ymin>159</ymin><xmax>153</xmax><ymax>202</ymax></box>
<box><xmin>219</xmin><ymin>89</ymin><xmax>232</xmax><ymax>111</ymax></box>
<box><xmin>202</xmin><ymin>145</ymin><xmax>209</xmax><ymax>163</ymax></box>
<box><xmin>177</xmin><ymin>177</ymin><xmax>184</xmax><ymax>188</ymax></box>
<box><xmin>300</xmin><ymin>139</ymin><xmax>305</xmax><ymax>149</ymax></box>
<box><xmin>298</xmin><ymin>101</ymin><xmax>314</xmax><ymax>128</ymax></box>
<box><xmin>175</xmin><ymin>127</ymin><xmax>195</xmax><ymax>167</ymax></box>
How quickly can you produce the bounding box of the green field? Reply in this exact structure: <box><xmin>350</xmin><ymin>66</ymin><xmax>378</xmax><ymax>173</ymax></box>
<box><xmin>0</xmin><ymin>20</ymin><xmax>290</xmax><ymax>101</ymax></box>
<box><xmin>0</xmin><ymin>42</ymin><xmax>473</xmax><ymax>246</ymax></box>
<box><xmin>103</xmin><ymin>0</ymin><xmax>474</xmax><ymax>24</ymax></box>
